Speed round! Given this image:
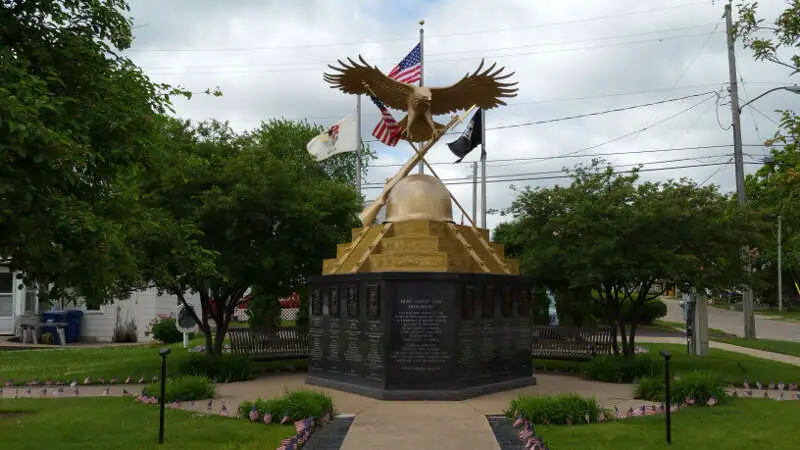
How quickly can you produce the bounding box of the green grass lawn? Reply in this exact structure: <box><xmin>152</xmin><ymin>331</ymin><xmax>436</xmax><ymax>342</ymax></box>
<box><xmin>0</xmin><ymin>397</ymin><xmax>295</xmax><ymax>450</ymax></box>
<box><xmin>537</xmin><ymin>398</ymin><xmax>799</xmax><ymax>449</ymax></box>
<box><xmin>712</xmin><ymin>337</ymin><xmax>800</xmax><ymax>358</ymax></box>
<box><xmin>0</xmin><ymin>339</ymin><xmax>307</xmax><ymax>385</ymax></box>
<box><xmin>653</xmin><ymin>320</ymin><xmax>732</xmax><ymax>337</ymax></box>
<box><xmin>756</xmin><ymin>309</ymin><xmax>800</xmax><ymax>322</ymax></box>
<box><xmin>534</xmin><ymin>343</ymin><xmax>800</xmax><ymax>385</ymax></box>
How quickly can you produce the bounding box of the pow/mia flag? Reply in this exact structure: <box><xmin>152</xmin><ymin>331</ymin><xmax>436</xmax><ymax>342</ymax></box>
<box><xmin>446</xmin><ymin>109</ymin><xmax>483</xmax><ymax>163</ymax></box>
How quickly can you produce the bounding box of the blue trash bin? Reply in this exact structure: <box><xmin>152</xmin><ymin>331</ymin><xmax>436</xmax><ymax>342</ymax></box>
<box><xmin>65</xmin><ymin>310</ymin><xmax>84</xmax><ymax>343</ymax></box>
<box><xmin>42</xmin><ymin>311</ymin><xmax>67</xmax><ymax>345</ymax></box>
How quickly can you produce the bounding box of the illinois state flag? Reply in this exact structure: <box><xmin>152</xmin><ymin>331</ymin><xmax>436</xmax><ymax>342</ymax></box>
<box><xmin>306</xmin><ymin>114</ymin><xmax>359</xmax><ymax>161</ymax></box>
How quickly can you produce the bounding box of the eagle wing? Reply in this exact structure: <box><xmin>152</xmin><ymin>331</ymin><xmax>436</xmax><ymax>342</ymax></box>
<box><xmin>429</xmin><ymin>59</ymin><xmax>518</xmax><ymax>115</ymax></box>
<box><xmin>323</xmin><ymin>56</ymin><xmax>414</xmax><ymax>111</ymax></box>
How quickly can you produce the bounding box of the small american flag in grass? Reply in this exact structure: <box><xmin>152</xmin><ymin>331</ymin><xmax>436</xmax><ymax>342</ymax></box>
<box><xmin>778</xmin><ymin>381</ymin><xmax>785</xmax><ymax>391</ymax></box>
<box><xmin>788</xmin><ymin>383</ymin><xmax>798</xmax><ymax>391</ymax></box>
<box><xmin>513</xmin><ymin>415</ymin><xmax>525</xmax><ymax>428</ymax></box>
<box><xmin>598</xmin><ymin>411</ymin><xmax>606</xmax><ymax>422</ymax></box>
<box><xmin>263</xmin><ymin>410</ymin><xmax>273</xmax><ymax>425</ymax></box>
<box><xmin>706</xmin><ymin>396</ymin><xmax>718</xmax><ymax>407</ymax></box>
<box><xmin>280</xmin><ymin>411</ymin><xmax>291</xmax><ymax>424</ymax></box>
<box><xmin>248</xmin><ymin>405</ymin><xmax>260</xmax><ymax>422</ymax></box>
<box><xmin>277</xmin><ymin>436</ymin><xmax>297</xmax><ymax>450</ymax></box>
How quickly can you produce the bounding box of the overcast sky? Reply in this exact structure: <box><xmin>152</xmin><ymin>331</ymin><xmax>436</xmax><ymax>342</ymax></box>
<box><xmin>125</xmin><ymin>0</ymin><xmax>799</xmax><ymax>231</ymax></box>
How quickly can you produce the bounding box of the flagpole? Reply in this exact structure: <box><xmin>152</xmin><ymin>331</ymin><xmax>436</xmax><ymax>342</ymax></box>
<box><xmin>480</xmin><ymin>108</ymin><xmax>487</xmax><ymax>228</ymax></box>
<box><xmin>417</xmin><ymin>19</ymin><xmax>425</xmax><ymax>175</ymax></box>
<box><xmin>356</xmin><ymin>95</ymin><xmax>362</xmax><ymax>193</ymax></box>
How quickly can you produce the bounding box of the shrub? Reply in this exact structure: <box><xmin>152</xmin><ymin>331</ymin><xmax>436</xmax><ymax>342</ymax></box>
<box><xmin>507</xmin><ymin>394</ymin><xmax>604</xmax><ymax>425</ymax></box>
<box><xmin>148</xmin><ymin>313</ymin><xmax>184</xmax><ymax>344</ymax></box>
<box><xmin>584</xmin><ymin>354</ymin><xmax>657</xmax><ymax>383</ymax></box>
<box><xmin>179</xmin><ymin>354</ymin><xmax>257</xmax><ymax>382</ymax></box>
<box><xmin>634</xmin><ymin>371</ymin><xmax>727</xmax><ymax>405</ymax></box>
<box><xmin>239</xmin><ymin>389</ymin><xmax>334</xmax><ymax>422</ymax></box>
<box><xmin>633</xmin><ymin>376</ymin><xmax>666</xmax><ymax>402</ymax></box>
<box><xmin>672</xmin><ymin>371</ymin><xmax>727</xmax><ymax>405</ymax></box>
<box><xmin>640</xmin><ymin>299</ymin><xmax>668</xmax><ymax>325</ymax></box>
<box><xmin>142</xmin><ymin>375</ymin><xmax>215</xmax><ymax>402</ymax></box>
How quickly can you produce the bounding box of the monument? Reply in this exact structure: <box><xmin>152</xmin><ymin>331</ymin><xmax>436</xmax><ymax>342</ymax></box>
<box><xmin>305</xmin><ymin>55</ymin><xmax>537</xmax><ymax>400</ymax></box>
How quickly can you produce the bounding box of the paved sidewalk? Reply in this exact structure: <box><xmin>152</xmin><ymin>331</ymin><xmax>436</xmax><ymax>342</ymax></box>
<box><xmin>637</xmin><ymin>336</ymin><xmax>800</xmax><ymax>366</ymax></box>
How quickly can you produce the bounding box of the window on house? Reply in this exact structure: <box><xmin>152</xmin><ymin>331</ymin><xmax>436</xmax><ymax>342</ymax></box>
<box><xmin>0</xmin><ymin>272</ymin><xmax>13</xmax><ymax>318</ymax></box>
<box><xmin>24</xmin><ymin>286</ymin><xmax>38</xmax><ymax>313</ymax></box>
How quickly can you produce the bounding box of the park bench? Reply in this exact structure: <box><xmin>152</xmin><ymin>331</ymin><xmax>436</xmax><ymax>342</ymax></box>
<box><xmin>531</xmin><ymin>325</ymin><xmax>614</xmax><ymax>361</ymax></box>
<box><xmin>227</xmin><ymin>326</ymin><xmax>309</xmax><ymax>360</ymax></box>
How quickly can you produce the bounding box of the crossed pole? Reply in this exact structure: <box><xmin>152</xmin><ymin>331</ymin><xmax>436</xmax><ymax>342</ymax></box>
<box><xmin>359</xmin><ymin>83</ymin><xmax>480</xmax><ymax>228</ymax></box>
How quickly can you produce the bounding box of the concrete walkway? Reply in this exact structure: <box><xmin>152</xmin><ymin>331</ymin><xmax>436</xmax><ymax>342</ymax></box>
<box><xmin>637</xmin><ymin>335</ymin><xmax>800</xmax><ymax>367</ymax></box>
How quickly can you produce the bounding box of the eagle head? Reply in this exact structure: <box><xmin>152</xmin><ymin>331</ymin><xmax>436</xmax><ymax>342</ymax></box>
<box><xmin>411</xmin><ymin>86</ymin><xmax>433</xmax><ymax>105</ymax></box>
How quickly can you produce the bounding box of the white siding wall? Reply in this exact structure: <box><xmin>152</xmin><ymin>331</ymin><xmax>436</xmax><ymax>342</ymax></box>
<box><xmin>79</xmin><ymin>289</ymin><xmax>201</xmax><ymax>342</ymax></box>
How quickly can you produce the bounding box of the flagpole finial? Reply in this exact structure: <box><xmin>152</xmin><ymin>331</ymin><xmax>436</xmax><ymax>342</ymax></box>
<box><xmin>419</xmin><ymin>20</ymin><xmax>425</xmax><ymax>27</ymax></box>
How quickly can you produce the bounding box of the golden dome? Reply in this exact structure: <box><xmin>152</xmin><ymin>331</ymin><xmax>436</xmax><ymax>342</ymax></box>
<box><xmin>384</xmin><ymin>174</ymin><xmax>453</xmax><ymax>223</ymax></box>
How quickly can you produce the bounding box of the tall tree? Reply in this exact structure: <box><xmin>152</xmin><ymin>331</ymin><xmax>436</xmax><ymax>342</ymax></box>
<box><xmin>736</xmin><ymin>1</ymin><xmax>800</xmax><ymax>302</ymax></box>
<box><xmin>497</xmin><ymin>160</ymin><xmax>761</xmax><ymax>356</ymax></box>
<box><xmin>0</xmin><ymin>0</ymin><xmax>198</xmax><ymax>303</ymax></box>
<box><xmin>136</xmin><ymin>118</ymin><xmax>362</xmax><ymax>355</ymax></box>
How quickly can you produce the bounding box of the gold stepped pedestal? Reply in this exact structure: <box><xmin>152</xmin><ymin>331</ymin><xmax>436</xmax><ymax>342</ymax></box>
<box><xmin>322</xmin><ymin>219</ymin><xmax>520</xmax><ymax>275</ymax></box>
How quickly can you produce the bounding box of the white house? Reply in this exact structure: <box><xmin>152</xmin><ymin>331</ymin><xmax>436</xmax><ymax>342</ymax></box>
<box><xmin>0</xmin><ymin>263</ymin><xmax>201</xmax><ymax>342</ymax></box>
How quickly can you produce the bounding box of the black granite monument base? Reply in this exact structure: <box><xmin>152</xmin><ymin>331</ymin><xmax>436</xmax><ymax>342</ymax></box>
<box><xmin>304</xmin><ymin>272</ymin><xmax>537</xmax><ymax>401</ymax></box>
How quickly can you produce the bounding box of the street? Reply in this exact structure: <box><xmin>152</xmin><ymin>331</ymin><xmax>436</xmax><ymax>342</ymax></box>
<box><xmin>663</xmin><ymin>298</ymin><xmax>800</xmax><ymax>342</ymax></box>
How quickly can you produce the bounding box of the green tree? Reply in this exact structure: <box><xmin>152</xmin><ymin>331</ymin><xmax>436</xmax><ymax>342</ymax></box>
<box><xmin>136</xmin><ymin>118</ymin><xmax>362</xmax><ymax>355</ymax></box>
<box><xmin>736</xmin><ymin>1</ymin><xmax>800</xmax><ymax>303</ymax></box>
<box><xmin>497</xmin><ymin>160</ymin><xmax>760</xmax><ymax>356</ymax></box>
<box><xmin>0</xmin><ymin>0</ymin><xmax>205</xmax><ymax>304</ymax></box>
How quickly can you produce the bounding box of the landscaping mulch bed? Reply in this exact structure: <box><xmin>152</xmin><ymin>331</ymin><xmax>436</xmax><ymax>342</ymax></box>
<box><xmin>302</xmin><ymin>415</ymin><xmax>355</xmax><ymax>450</ymax></box>
<box><xmin>486</xmin><ymin>415</ymin><xmax>525</xmax><ymax>450</ymax></box>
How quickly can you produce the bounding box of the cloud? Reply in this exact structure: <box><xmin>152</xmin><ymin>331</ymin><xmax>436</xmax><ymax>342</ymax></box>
<box><xmin>125</xmin><ymin>0</ymin><xmax>800</xmax><ymax>231</ymax></box>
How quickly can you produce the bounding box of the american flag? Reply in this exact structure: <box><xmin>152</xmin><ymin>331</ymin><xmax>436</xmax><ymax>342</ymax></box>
<box><xmin>768</xmin><ymin>381</ymin><xmax>775</xmax><ymax>390</ymax></box>
<box><xmin>387</xmin><ymin>43</ymin><xmax>422</xmax><ymax>85</ymax></box>
<box><xmin>263</xmin><ymin>410</ymin><xmax>273</xmax><ymax>425</ymax></box>
<box><xmin>280</xmin><ymin>411</ymin><xmax>292</xmax><ymax>424</ymax></box>
<box><xmin>598</xmin><ymin>411</ymin><xmax>606</xmax><ymax>422</ymax></box>
<box><xmin>277</xmin><ymin>436</ymin><xmax>297</xmax><ymax>450</ymax></box>
<box><xmin>513</xmin><ymin>415</ymin><xmax>525</xmax><ymax>428</ymax></box>
<box><xmin>756</xmin><ymin>381</ymin><xmax>763</xmax><ymax>390</ymax></box>
<box><xmin>789</xmin><ymin>383</ymin><xmax>798</xmax><ymax>391</ymax></box>
<box><xmin>248</xmin><ymin>405</ymin><xmax>260</xmax><ymax>422</ymax></box>
<box><xmin>707</xmin><ymin>396</ymin><xmax>718</xmax><ymax>407</ymax></box>
<box><xmin>778</xmin><ymin>381</ymin><xmax>785</xmax><ymax>391</ymax></box>
<box><xmin>743</xmin><ymin>378</ymin><xmax>750</xmax><ymax>389</ymax></box>
<box><xmin>369</xmin><ymin>96</ymin><xmax>401</xmax><ymax>146</ymax></box>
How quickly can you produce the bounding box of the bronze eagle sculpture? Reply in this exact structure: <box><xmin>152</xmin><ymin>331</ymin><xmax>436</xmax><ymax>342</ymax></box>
<box><xmin>323</xmin><ymin>56</ymin><xmax>517</xmax><ymax>142</ymax></box>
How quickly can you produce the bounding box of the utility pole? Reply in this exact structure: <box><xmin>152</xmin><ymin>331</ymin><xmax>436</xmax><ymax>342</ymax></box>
<box><xmin>472</xmin><ymin>161</ymin><xmax>478</xmax><ymax>225</ymax></box>
<box><xmin>480</xmin><ymin>108</ymin><xmax>487</xmax><ymax>228</ymax></box>
<box><xmin>778</xmin><ymin>214</ymin><xmax>783</xmax><ymax>312</ymax></box>
<box><xmin>725</xmin><ymin>1</ymin><xmax>756</xmax><ymax>338</ymax></box>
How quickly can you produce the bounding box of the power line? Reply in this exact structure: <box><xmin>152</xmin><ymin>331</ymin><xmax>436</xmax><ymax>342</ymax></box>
<box><xmin>523</xmin><ymin>93</ymin><xmax>719</xmax><ymax>159</ymax></box>
<box><xmin>366</xmin><ymin>144</ymin><xmax>779</xmax><ymax>168</ymax></box>
<box><xmin>627</xmin><ymin>17</ymin><xmax>724</xmax><ymax>146</ymax></box>
<box><xmin>146</xmin><ymin>32</ymin><xmax>724</xmax><ymax>76</ymax></box>
<box><xmin>361</xmin><ymin>161</ymin><xmax>762</xmax><ymax>189</ymax></box>
<box><xmin>213</xmin><ymin>82</ymin><xmax>793</xmax><ymax>124</ymax></box>
<box><xmin>365</xmin><ymin>154</ymin><xmax>736</xmax><ymax>186</ymax></box>
<box><xmin>483</xmin><ymin>92</ymin><xmax>715</xmax><ymax>130</ymax></box>
<box><xmin>359</xmin><ymin>91</ymin><xmax>718</xmax><ymax>145</ymax></box>
<box><xmin>129</xmin><ymin>2</ymin><xmax>712</xmax><ymax>53</ymax></box>
<box><xmin>143</xmin><ymin>25</ymin><xmax>719</xmax><ymax>70</ymax></box>
<box><xmin>697</xmin><ymin>157</ymin><xmax>734</xmax><ymax>186</ymax></box>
